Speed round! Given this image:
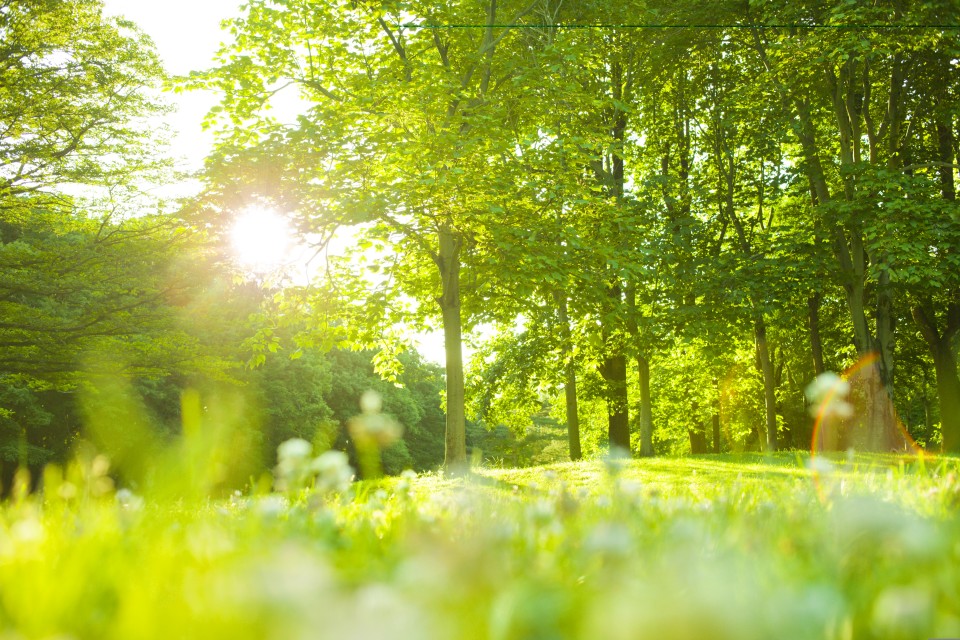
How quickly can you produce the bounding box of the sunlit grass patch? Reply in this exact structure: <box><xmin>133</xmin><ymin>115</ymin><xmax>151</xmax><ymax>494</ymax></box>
<box><xmin>1</xmin><ymin>453</ymin><xmax>959</xmax><ymax>639</ymax></box>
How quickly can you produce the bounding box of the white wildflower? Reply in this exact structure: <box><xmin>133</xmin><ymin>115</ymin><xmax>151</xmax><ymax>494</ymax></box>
<box><xmin>278</xmin><ymin>438</ymin><xmax>313</xmax><ymax>464</ymax></box>
<box><xmin>11</xmin><ymin>519</ymin><xmax>45</xmax><ymax>544</ymax></box>
<box><xmin>311</xmin><ymin>450</ymin><xmax>354</xmax><ymax>494</ymax></box>
<box><xmin>276</xmin><ymin>438</ymin><xmax>315</xmax><ymax>491</ymax></box>
<box><xmin>806</xmin><ymin>456</ymin><xmax>836</xmax><ymax>474</ymax></box>
<box><xmin>806</xmin><ymin>372</ymin><xmax>854</xmax><ymax>419</ymax></box>
<box><xmin>349</xmin><ymin>413</ymin><xmax>402</xmax><ymax>447</ymax></box>
<box><xmin>115</xmin><ymin>488</ymin><xmax>144</xmax><ymax>511</ymax></box>
<box><xmin>360</xmin><ymin>389</ymin><xmax>383</xmax><ymax>414</ymax></box>
<box><xmin>585</xmin><ymin>523</ymin><xmax>633</xmax><ymax>557</ymax></box>
<box><xmin>256</xmin><ymin>495</ymin><xmax>289</xmax><ymax>518</ymax></box>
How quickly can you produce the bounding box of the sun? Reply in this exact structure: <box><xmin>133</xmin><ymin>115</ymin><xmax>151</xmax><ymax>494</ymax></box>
<box><xmin>229</xmin><ymin>207</ymin><xmax>295</xmax><ymax>271</ymax></box>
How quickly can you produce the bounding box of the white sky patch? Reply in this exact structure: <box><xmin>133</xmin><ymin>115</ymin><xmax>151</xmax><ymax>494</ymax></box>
<box><xmin>101</xmin><ymin>0</ymin><xmax>243</xmax><ymax>185</ymax></box>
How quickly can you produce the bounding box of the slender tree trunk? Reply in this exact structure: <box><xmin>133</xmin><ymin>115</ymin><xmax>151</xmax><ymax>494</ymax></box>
<box><xmin>437</xmin><ymin>225</ymin><xmax>467</xmax><ymax>471</ymax></box>
<box><xmin>712</xmin><ymin>413</ymin><xmax>721</xmax><ymax>454</ymax></box>
<box><xmin>637</xmin><ymin>354</ymin><xmax>654</xmax><ymax>456</ymax></box>
<box><xmin>625</xmin><ymin>282</ymin><xmax>654</xmax><ymax>457</ymax></box>
<box><xmin>600</xmin><ymin>282</ymin><xmax>630</xmax><ymax>452</ymax></box>
<box><xmin>687</xmin><ymin>402</ymin><xmax>707</xmax><ymax>454</ymax></box>
<box><xmin>688</xmin><ymin>428</ymin><xmax>708</xmax><ymax>454</ymax></box>
<box><xmin>563</xmin><ymin>365</ymin><xmax>583</xmax><ymax>461</ymax></box>
<box><xmin>911</xmin><ymin>303</ymin><xmax>960</xmax><ymax>452</ymax></box>
<box><xmin>925</xmin><ymin>59</ymin><xmax>960</xmax><ymax>451</ymax></box>
<box><xmin>712</xmin><ymin>376</ymin><xmax>721</xmax><ymax>453</ymax></box>
<box><xmin>871</xmin><ymin>268</ymin><xmax>900</xmax><ymax>450</ymax></box>
<box><xmin>932</xmin><ymin>347</ymin><xmax>960</xmax><ymax>452</ymax></box>
<box><xmin>808</xmin><ymin>294</ymin><xmax>826</xmax><ymax>376</ymax></box>
<box><xmin>753</xmin><ymin>35</ymin><xmax>906</xmax><ymax>450</ymax></box>
<box><xmin>554</xmin><ymin>291</ymin><xmax>582</xmax><ymax>460</ymax></box>
<box><xmin>798</xmin><ymin>98</ymin><xmax>899</xmax><ymax>450</ymax></box>
<box><xmin>599</xmin><ymin>58</ymin><xmax>631</xmax><ymax>454</ymax></box>
<box><xmin>755</xmin><ymin>316</ymin><xmax>778</xmax><ymax>451</ymax></box>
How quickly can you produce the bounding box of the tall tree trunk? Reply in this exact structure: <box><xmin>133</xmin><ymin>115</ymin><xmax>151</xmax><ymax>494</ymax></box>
<box><xmin>688</xmin><ymin>402</ymin><xmax>707</xmax><ymax>454</ymax></box>
<box><xmin>554</xmin><ymin>291</ymin><xmax>582</xmax><ymax>460</ymax></box>
<box><xmin>752</xmin><ymin>33</ymin><xmax>906</xmax><ymax>450</ymax></box>
<box><xmin>911</xmin><ymin>302</ymin><xmax>960</xmax><ymax>452</ymax></box>
<box><xmin>595</xmin><ymin>57</ymin><xmax>631</xmax><ymax>454</ymax></box>
<box><xmin>871</xmin><ymin>268</ymin><xmax>900</xmax><ymax>449</ymax></box>
<box><xmin>924</xmin><ymin>57</ymin><xmax>960</xmax><ymax>451</ymax></box>
<box><xmin>688</xmin><ymin>427</ymin><xmax>708</xmax><ymax>454</ymax></box>
<box><xmin>712</xmin><ymin>413</ymin><xmax>721</xmax><ymax>454</ymax></box>
<box><xmin>600</xmin><ymin>281</ymin><xmax>630</xmax><ymax>452</ymax></box>
<box><xmin>626</xmin><ymin>283</ymin><xmax>654</xmax><ymax>457</ymax></box>
<box><xmin>437</xmin><ymin>224</ymin><xmax>467</xmax><ymax>471</ymax></box>
<box><xmin>712</xmin><ymin>376</ymin><xmax>721</xmax><ymax>453</ymax></box>
<box><xmin>637</xmin><ymin>354</ymin><xmax>654</xmax><ymax>456</ymax></box>
<box><xmin>755</xmin><ymin>316</ymin><xmax>778</xmax><ymax>451</ymax></box>
<box><xmin>808</xmin><ymin>294</ymin><xmax>826</xmax><ymax>376</ymax></box>
<box><xmin>931</xmin><ymin>346</ymin><xmax>960</xmax><ymax>452</ymax></box>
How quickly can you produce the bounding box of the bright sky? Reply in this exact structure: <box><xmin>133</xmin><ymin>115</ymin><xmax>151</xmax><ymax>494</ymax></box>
<box><xmin>101</xmin><ymin>0</ymin><xmax>242</xmax><ymax>178</ymax></box>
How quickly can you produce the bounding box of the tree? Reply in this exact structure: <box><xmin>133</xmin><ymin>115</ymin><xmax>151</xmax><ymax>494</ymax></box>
<box><xmin>1</xmin><ymin>0</ymin><xmax>168</xmax><ymax>210</ymax></box>
<box><xmin>197</xmin><ymin>0</ymin><xmax>562</xmax><ymax>470</ymax></box>
<box><xmin>742</xmin><ymin>1</ymin><xmax>960</xmax><ymax>449</ymax></box>
<box><xmin>0</xmin><ymin>0</ymin><xmax>224</xmax><ymax>390</ymax></box>
<box><xmin>0</xmin><ymin>0</ymin><xmax>261</xmax><ymax>479</ymax></box>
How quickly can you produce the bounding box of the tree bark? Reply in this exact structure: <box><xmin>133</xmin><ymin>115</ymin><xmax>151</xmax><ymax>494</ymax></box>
<box><xmin>871</xmin><ymin>268</ymin><xmax>900</xmax><ymax>449</ymax></box>
<box><xmin>602</xmin><ymin>348</ymin><xmax>630</xmax><ymax>452</ymax></box>
<box><xmin>554</xmin><ymin>291</ymin><xmax>582</xmax><ymax>460</ymax></box>
<box><xmin>712</xmin><ymin>376</ymin><xmax>721</xmax><ymax>453</ymax></box>
<box><xmin>808</xmin><ymin>294</ymin><xmax>826</xmax><ymax>376</ymax></box>
<box><xmin>755</xmin><ymin>316</ymin><xmax>778</xmax><ymax>451</ymax></box>
<box><xmin>625</xmin><ymin>282</ymin><xmax>654</xmax><ymax>457</ymax></box>
<box><xmin>712</xmin><ymin>413</ymin><xmax>721</xmax><ymax>454</ymax></box>
<box><xmin>798</xmin><ymin>90</ymin><xmax>899</xmax><ymax>450</ymax></box>
<box><xmin>688</xmin><ymin>427</ymin><xmax>708</xmax><ymax>454</ymax></box>
<box><xmin>595</xmin><ymin>57</ymin><xmax>631</xmax><ymax>454</ymax></box>
<box><xmin>437</xmin><ymin>224</ymin><xmax>467</xmax><ymax>471</ymax></box>
<box><xmin>911</xmin><ymin>302</ymin><xmax>960</xmax><ymax>452</ymax></box>
<box><xmin>600</xmin><ymin>282</ymin><xmax>630</xmax><ymax>452</ymax></box>
<box><xmin>932</xmin><ymin>347</ymin><xmax>960</xmax><ymax>452</ymax></box>
<box><xmin>688</xmin><ymin>402</ymin><xmax>708</xmax><ymax>454</ymax></box>
<box><xmin>637</xmin><ymin>354</ymin><xmax>654</xmax><ymax>456</ymax></box>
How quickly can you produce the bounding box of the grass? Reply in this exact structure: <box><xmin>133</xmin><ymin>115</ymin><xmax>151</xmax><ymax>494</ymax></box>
<box><xmin>1</xmin><ymin>451</ymin><xmax>959</xmax><ymax>639</ymax></box>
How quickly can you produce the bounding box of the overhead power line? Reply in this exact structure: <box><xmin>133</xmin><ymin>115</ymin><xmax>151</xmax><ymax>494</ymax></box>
<box><xmin>398</xmin><ymin>23</ymin><xmax>960</xmax><ymax>30</ymax></box>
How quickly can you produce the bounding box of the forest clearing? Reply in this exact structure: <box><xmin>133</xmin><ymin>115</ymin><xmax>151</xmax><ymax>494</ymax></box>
<box><xmin>2</xmin><ymin>0</ymin><xmax>960</xmax><ymax>637</ymax></box>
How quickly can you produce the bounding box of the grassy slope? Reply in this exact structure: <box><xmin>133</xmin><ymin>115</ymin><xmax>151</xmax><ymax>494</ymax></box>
<box><xmin>1</xmin><ymin>453</ymin><xmax>959</xmax><ymax>639</ymax></box>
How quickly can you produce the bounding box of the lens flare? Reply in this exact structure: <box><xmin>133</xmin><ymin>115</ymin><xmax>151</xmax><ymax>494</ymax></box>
<box><xmin>808</xmin><ymin>353</ymin><xmax>930</xmax><ymax>502</ymax></box>
<box><xmin>229</xmin><ymin>207</ymin><xmax>294</xmax><ymax>272</ymax></box>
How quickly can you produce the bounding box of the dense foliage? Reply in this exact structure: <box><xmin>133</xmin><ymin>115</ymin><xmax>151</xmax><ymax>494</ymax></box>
<box><xmin>3</xmin><ymin>0</ymin><xmax>960</xmax><ymax>481</ymax></box>
<box><xmin>188</xmin><ymin>0</ymin><xmax>960</xmax><ymax>464</ymax></box>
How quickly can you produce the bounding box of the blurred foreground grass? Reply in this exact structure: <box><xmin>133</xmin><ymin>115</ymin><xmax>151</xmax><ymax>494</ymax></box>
<box><xmin>1</xmin><ymin>452</ymin><xmax>959</xmax><ymax>639</ymax></box>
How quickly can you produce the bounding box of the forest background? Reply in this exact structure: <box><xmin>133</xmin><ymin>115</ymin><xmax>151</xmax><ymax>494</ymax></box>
<box><xmin>2</xmin><ymin>0</ymin><xmax>959</xmax><ymax>489</ymax></box>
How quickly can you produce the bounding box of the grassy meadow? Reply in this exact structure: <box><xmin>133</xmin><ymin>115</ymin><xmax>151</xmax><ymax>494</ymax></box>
<box><xmin>1</xmin><ymin>451</ymin><xmax>959</xmax><ymax>640</ymax></box>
